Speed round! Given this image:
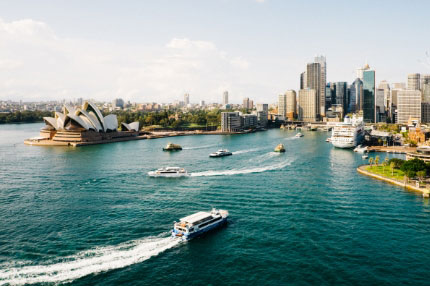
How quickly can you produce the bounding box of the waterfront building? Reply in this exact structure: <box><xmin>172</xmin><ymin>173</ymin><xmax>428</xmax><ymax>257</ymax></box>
<box><xmin>350</xmin><ymin>78</ymin><xmax>363</xmax><ymax>112</ymax></box>
<box><xmin>298</xmin><ymin>89</ymin><xmax>317</xmax><ymax>122</ymax></box>
<box><xmin>223</xmin><ymin>91</ymin><xmax>229</xmax><ymax>105</ymax></box>
<box><xmin>397</xmin><ymin>90</ymin><xmax>421</xmax><ymax>124</ymax></box>
<box><xmin>221</xmin><ymin>112</ymin><xmax>241</xmax><ymax>132</ymax></box>
<box><xmin>286</xmin><ymin>90</ymin><xmax>297</xmax><ymax>120</ymax></box>
<box><xmin>256</xmin><ymin>104</ymin><xmax>268</xmax><ymax>127</ymax></box>
<box><xmin>406</xmin><ymin>146</ymin><xmax>430</xmax><ymax>162</ymax></box>
<box><xmin>363</xmin><ymin>68</ymin><xmax>376</xmax><ymax>123</ymax></box>
<box><xmin>241</xmin><ymin>114</ymin><xmax>258</xmax><ymax>129</ymax></box>
<box><xmin>306</xmin><ymin>56</ymin><xmax>326</xmax><ymax>118</ymax></box>
<box><xmin>278</xmin><ymin>94</ymin><xmax>287</xmax><ymax>120</ymax></box>
<box><xmin>408</xmin><ymin>73</ymin><xmax>420</xmax><ymax>90</ymax></box>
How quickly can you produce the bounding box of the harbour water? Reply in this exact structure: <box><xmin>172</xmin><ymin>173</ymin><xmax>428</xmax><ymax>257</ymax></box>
<box><xmin>1</xmin><ymin>123</ymin><xmax>430</xmax><ymax>285</ymax></box>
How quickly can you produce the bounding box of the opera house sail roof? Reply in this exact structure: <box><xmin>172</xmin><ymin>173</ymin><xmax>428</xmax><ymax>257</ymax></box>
<box><xmin>26</xmin><ymin>101</ymin><xmax>141</xmax><ymax>147</ymax></box>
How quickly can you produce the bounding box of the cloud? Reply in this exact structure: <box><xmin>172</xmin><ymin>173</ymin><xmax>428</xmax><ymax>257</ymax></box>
<box><xmin>0</xmin><ymin>18</ymin><xmax>266</xmax><ymax>103</ymax></box>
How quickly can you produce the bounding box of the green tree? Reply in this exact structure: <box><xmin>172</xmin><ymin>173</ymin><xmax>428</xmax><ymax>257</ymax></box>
<box><xmin>374</xmin><ymin>156</ymin><xmax>380</xmax><ymax>166</ymax></box>
<box><xmin>417</xmin><ymin>170</ymin><xmax>426</xmax><ymax>186</ymax></box>
<box><xmin>390</xmin><ymin>161</ymin><xmax>396</xmax><ymax>176</ymax></box>
<box><xmin>369</xmin><ymin>157</ymin><xmax>374</xmax><ymax>168</ymax></box>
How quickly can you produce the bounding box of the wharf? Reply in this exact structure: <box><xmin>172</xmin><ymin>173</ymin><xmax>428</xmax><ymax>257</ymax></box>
<box><xmin>357</xmin><ymin>165</ymin><xmax>430</xmax><ymax>197</ymax></box>
<box><xmin>367</xmin><ymin>146</ymin><xmax>416</xmax><ymax>154</ymax></box>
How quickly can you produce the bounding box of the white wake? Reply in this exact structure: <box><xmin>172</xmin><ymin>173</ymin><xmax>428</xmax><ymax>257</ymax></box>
<box><xmin>231</xmin><ymin>147</ymin><xmax>263</xmax><ymax>155</ymax></box>
<box><xmin>191</xmin><ymin>158</ymin><xmax>292</xmax><ymax>177</ymax></box>
<box><xmin>0</xmin><ymin>235</ymin><xmax>180</xmax><ymax>285</ymax></box>
<box><xmin>182</xmin><ymin>144</ymin><xmax>217</xmax><ymax>150</ymax></box>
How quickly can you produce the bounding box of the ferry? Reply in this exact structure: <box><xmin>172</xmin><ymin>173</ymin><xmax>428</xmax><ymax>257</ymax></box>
<box><xmin>295</xmin><ymin>132</ymin><xmax>304</xmax><ymax>138</ymax></box>
<box><xmin>331</xmin><ymin>115</ymin><xmax>364</xmax><ymax>149</ymax></box>
<box><xmin>274</xmin><ymin>143</ymin><xmax>286</xmax><ymax>152</ymax></box>
<box><xmin>163</xmin><ymin>143</ymin><xmax>182</xmax><ymax>151</ymax></box>
<box><xmin>148</xmin><ymin>167</ymin><xmax>190</xmax><ymax>177</ymax></box>
<box><xmin>209</xmin><ymin>149</ymin><xmax>232</xmax><ymax>158</ymax></box>
<box><xmin>172</xmin><ymin>208</ymin><xmax>229</xmax><ymax>241</ymax></box>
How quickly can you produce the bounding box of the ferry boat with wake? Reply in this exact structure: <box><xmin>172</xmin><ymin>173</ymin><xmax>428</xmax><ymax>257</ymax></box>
<box><xmin>209</xmin><ymin>149</ymin><xmax>232</xmax><ymax>157</ymax></box>
<box><xmin>148</xmin><ymin>167</ymin><xmax>190</xmax><ymax>177</ymax></box>
<box><xmin>172</xmin><ymin>208</ymin><xmax>229</xmax><ymax>241</ymax></box>
<box><xmin>163</xmin><ymin>143</ymin><xmax>182</xmax><ymax>151</ymax></box>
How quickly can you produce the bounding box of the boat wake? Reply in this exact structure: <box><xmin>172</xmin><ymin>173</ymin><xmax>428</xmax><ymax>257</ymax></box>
<box><xmin>232</xmin><ymin>147</ymin><xmax>263</xmax><ymax>155</ymax></box>
<box><xmin>0</xmin><ymin>234</ymin><xmax>181</xmax><ymax>286</ymax></box>
<box><xmin>182</xmin><ymin>144</ymin><xmax>217</xmax><ymax>150</ymax></box>
<box><xmin>191</xmin><ymin>158</ymin><xmax>293</xmax><ymax>177</ymax></box>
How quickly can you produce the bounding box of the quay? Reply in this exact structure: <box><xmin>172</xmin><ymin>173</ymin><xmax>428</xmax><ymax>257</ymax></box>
<box><xmin>367</xmin><ymin>146</ymin><xmax>416</xmax><ymax>154</ymax></box>
<box><xmin>357</xmin><ymin>165</ymin><xmax>430</xmax><ymax>197</ymax></box>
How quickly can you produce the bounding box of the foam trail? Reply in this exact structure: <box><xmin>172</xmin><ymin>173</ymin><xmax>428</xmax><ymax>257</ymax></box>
<box><xmin>183</xmin><ymin>144</ymin><xmax>217</xmax><ymax>150</ymax></box>
<box><xmin>191</xmin><ymin>158</ymin><xmax>292</xmax><ymax>177</ymax></box>
<box><xmin>232</xmin><ymin>147</ymin><xmax>263</xmax><ymax>155</ymax></box>
<box><xmin>0</xmin><ymin>235</ymin><xmax>180</xmax><ymax>285</ymax></box>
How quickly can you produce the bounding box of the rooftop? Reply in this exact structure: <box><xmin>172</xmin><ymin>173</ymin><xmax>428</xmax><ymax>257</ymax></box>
<box><xmin>180</xmin><ymin>211</ymin><xmax>212</xmax><ymax>224</ymax></box>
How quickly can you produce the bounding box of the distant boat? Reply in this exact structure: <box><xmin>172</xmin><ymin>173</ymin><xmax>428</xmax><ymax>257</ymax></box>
<box><xmin>148</xmin><ymin>167</ymin><xmax>189</xmax><ymax>177</ymax></box>
<box><xmin>326</xmin><ymin>137</ymin><xmax>331</xmax><ymax>142</ymax></box>
<box><xmin>354</xmin><ymin>145</ymin><xmax>368</xmax><ymax>154</ymax></box>
<box><xmin>209</xmin><ymin>149</ymin><xmax>232</xmax><ymax>158</ymax></box>
<box><xmin>163</xmin><ymin>143</ymin><xmax>182</xmax><ymax>151</ymax></box>
<box><xmin>362</xmin><ymin>154</ymin><xmax>369</xmax><ymax>159</ymax></box>
<box><xmin>274</xmin><ymin>143</ymin><xmax>286</xmax><ymax>153</ymax></box>
<box><xmin>295</xmin><ymin>133</ymin><xmax>304</xmax><ymax>138</ymax></box>
<box><xmin>171</xmin><ymin>208</ymin><xmax>229</xmax><ymax>241</ymax></box>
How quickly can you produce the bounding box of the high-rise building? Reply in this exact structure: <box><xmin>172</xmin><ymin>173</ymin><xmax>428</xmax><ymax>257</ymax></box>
<box><xmin>223</xmin><ymin>91</ymin><xmax>229</xmax><ymax>105</ymax></box>
<box><xmin>333</xmin><ymin>82</ymin><xmax>348</xmax><ymax>114</ymax></box>
<box><xmin>242</xmin><ymin>97</ymin><xmax>253</xmax><ymax>109</ymax></box>
<box><xmin>350</xmin><ymin>78</ymin><xmax>363</xmax><ymax>112</ymax></box>
<box><xmin>298</xmin><ymin>89</ymin><xmax>317</xmax><ymax>122</ymax></box>
<box><xmin>278</xmin><ymin>94</ymin><xmax>287</xmax><ymax>119</ymax></box>
<box><xmin>184</xmin><ymin>93</ymin><xmax>190</xmax><ymax>105</ymax></box>
<box><xmin>421</xmin><ymin>75</ymin><xmax>430</xmax><ymax>103</ymax></box>
<box><xmin>286</xmin><ymin>90</ymin><xmax>297</xmax><ymax>119</ymax></box>
<box><xmin>397</xmin><ymin>90</ymin><xmax>421</xmax><ymax>124</ymax></box>
<box><xmin>356</xmin><ymin>63</ymin><xmax>370</xmax><ymax>80</ymax></box>
<box><xmin>306</xmin><ymin>63</ymin><xmax>320</xmax><ymax>117</ymax></box>
<box><xmin>221</xmin><ymin>112</ymin><xmax>241</xmax><ymax>132</ymax></box>
<box><xmin>300</xmin><ymin>72</ymin><xmax>307</xmax><ymax>89</ymax></box>
<box><xmin>363</xmin><ymin>68</ymin><xmax>376</xmax><ymax>123</ymax></box>
<box><xmin>199</xmin><ymin>100</ymin><xmax>205</xmax><ymax>107</ymax></box>
<box><xmin>393</xmin><ymin>82</ymin><xmax>406</xmax><ymax>89</ymax></box>
<box><xmin>422</xmin><ymin>103</ymin><xmax>430</xmax><ymax>123</ymax></box>
<box><xmin>408</xmin><ymin>73</ymin><xmax>420</xmax><ymax>90</ymax></box>
<box><xmin>112</xmin><ymin>98</ymin><xmax>124</xmax><ymax>109</ymax></box>
<box><xmin>314</xmin><ymin>55</ymin><xmax>327</xmax><ymax>117</ymax></box>
<box><xmin>375</xmin><ymin>89</ymin><xmax>385</xmax><ymax>122</ymax></box>
<box><xmin>256</xmin><ymin>104</ymin><xmax>268</xmax><ymax>126</ymax></box>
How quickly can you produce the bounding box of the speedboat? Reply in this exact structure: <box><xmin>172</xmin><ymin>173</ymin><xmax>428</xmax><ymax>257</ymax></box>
<box><xmin>163</xmin><ymin>143</ymin><xmax>182</xmax><ymax>151</ymax></box>
<box><xmin>148</xmin><ymin>167</ymin><xmax>189</xmax><ymax>177</ymax></box>
<box><xmin>354</xmin><ymin>145</ymin><xmax>368</xmax><ymax>154</ymax></box>
<box><xmin>209</xmin><ymin>149</ymin><xmax>232</xmax><ymax>157</ymax></box>
<box><xmin>362</xmin><ymin>154</ymin><xmax>369</xmax><ymax>159</ymax></box>
<box><xmin>295</xmin><ymin>132</ymin><xmax>304</xmax><ymax>138</ymax></box>
<box><xmin>274</xmin><ymin>143</ymin><xmax>286</xmax><ymax>152</ymax></box>
<box><xmin>326</xmin><ymin>138</ymin><xmax>331</xmax><ymax>142</ymax></box>
<box><xmin>171</xmin><ymin>208</ymin><xmax>229</xmax><ymax>241</ymax></box>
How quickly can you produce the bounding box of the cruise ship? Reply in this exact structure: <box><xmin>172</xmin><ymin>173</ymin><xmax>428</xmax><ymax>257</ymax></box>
<box><xmin>172</xmin><ymin>208</ymin><xmax>229</xmax><ymax>241</ymax></box>
<box><xmin>330</xmin><ymin>116</ymin><xmax>364</xmax><ymax>149</ymax></box>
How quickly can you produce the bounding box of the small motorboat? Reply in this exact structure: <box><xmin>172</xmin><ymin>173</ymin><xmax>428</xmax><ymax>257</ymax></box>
<box><xmin>274</xmin><ymin>143</ymin><xmax>286</xmax><ymax>153</ymax></box>
<box><xmin>209</xmin><ymin>149</ymin><xmax>232</xmax><ymax>158</ymax></box>
<box><xmin>326</xmin><ymin>138</ymin><xmax>331</xmax><ymax>142</ymax></box>
<box><xmin>295</xmin><ymin>132</ymin><xmax>304</xmax><ymax>138</ymax></box>
<box><xmin>163</xmin><ymin>143</ymin><xmax>182</xmax><ymax>151</ymax></box>
<box><xmin>362</xmin><ymin>154</ymin><xmax>369</xmax><ymax>159</ymax></box>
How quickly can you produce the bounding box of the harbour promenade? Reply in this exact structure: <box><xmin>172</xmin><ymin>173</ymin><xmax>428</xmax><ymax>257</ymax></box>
<box><xmin>367</xmin><ymin>146</ymin><xmax>417</xmax><ymax>154</ymax></box>
<box><xmin>357</xmin><ymin>165</ymin><xmax>430</xmax><ymax>197</ymax></box>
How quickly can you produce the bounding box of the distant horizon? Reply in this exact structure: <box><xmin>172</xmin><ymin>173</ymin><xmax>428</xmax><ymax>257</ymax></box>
<box><xmin>1</xmin><ymin>0</ymin><xmax>430</xmax><ymax>103</ymax></box>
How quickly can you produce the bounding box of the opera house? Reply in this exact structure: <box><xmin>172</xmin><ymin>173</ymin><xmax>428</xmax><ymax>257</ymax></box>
<box><xmin>25</xmin><ymin>101</ymin><xmax>141</xmax><ymax>146</ymax></box>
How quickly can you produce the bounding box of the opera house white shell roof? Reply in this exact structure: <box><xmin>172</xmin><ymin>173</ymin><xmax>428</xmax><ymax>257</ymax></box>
<box><xmin>43</xmin><ymin>101</ymin><xmax>138</xmax><ymax>133</ymax></box>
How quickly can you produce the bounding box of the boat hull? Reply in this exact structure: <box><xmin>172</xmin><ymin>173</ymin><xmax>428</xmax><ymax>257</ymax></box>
<box><xmin>172</xmin><ymin>217</ymin><xmax>228</xmax><ymax>241</ymax></box>
<box><xmin>209</xmin><ymin>153</ymin><xmax>232</xmax><ymax>158</ymax></box>
<box><xmin>148</xmin><ymin>172</ymin><xmax>190</xmax><ymax>177</ymax></box>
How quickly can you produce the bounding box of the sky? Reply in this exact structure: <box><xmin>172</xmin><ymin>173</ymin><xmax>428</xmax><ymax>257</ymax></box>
<box><xmin>1</xmin><ymin>0</ymin><xmax>430</xmax><ymax>104</ymax></box>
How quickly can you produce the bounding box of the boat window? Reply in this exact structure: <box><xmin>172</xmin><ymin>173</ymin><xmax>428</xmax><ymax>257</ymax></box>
<box><xmin>198</xmin><ymin>216</ymin><xmax>223</xmax><ymax>228</ymax></box>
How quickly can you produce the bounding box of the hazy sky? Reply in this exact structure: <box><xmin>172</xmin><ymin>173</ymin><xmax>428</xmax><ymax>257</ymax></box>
<box><xmin>1</xmin><ymin>0</ymin><xmax>430</xmax><ymax>104</ymax></box>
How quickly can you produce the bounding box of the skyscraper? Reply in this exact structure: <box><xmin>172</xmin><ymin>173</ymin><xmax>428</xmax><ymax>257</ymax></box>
<box><xmin>278</xmin><ymin>94</ymin><xmax>287</xmax><ymax>119</ymax></box>
<box><xmin>375</xmin><ymin>89</ymin><xmax>385</xmax><ymax>122</ymax></box>
<box><xmin>243</xmin><ymin>98</ymin><xmax>250</xmax><ymax>109</ymax></box>
<box><xmin>184</xmin><ymin>93</ymin><xmax>190</xmax><ymax>105</ymax></box>
<box><xmin>256</xmin><ymin>104</ymin><xmax>269</xmax><ymax>126</ymax></box>
<box><xmin>223</xmin><ymin>91</ymin><xmax>229</xmax><ymax>105</ymax></box>
<box><xmin>285</xmin><ymin>90</ymin><xmax>297</xmax><ymax>120</ymax></box>
<box><xmin>298</xmin><ymin>89</ymin><xmax>317</xmax><ymax>122</ymax></box>
<box><xmin>300</xmin><ymin>71</ymin><xmax>307</xmax><ymax>89</ymax></box>
<box><xmin>408</xmin><ymin>73</ymin><xmax>420</xmax><ymax>90</ymax></box>
<box><xmin>397</xmin><ymin>90</ymin><xmax>421</xmax><ymax>124</ymax></box>
<box><xmin>356</xmin><ymin>63</ymin><xmax>370</xmax><ymax>80</ymax></box>
<box><xmin>314</xmin><ymin>55</ymin><xmax>327</xmax><ymax>117</ymax></box>
<box><xmin>306</xmin><ymin>62</ymin><xmax>321</xmax><ymax>118</ymax></box>
<box><xmin>350</xmin><ymin>78</ymin><xmax>363</xmax><ymax>112</ymax></box>
<box><xmin>363</xmin><ymin>68</ymin><xmax>376</xmax><ymax>123</ymax></box>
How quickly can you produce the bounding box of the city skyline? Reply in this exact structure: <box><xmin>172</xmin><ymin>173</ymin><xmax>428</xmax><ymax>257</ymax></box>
<box><xmin>1</xmin><ymin>0</ymin><xmax>430</xmax><ymax>103</ymax></box>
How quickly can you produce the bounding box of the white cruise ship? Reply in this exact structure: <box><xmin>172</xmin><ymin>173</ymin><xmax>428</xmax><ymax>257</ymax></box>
<box><xmin>330</xmin><ymin>116</ymin><xmax>364</xmax><ymax>149</ymax></box>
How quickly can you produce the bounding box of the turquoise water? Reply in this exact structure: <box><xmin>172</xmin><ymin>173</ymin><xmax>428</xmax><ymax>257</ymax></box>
<box><xmin>1</xmin><ymin>123</ymin><xmax>429</xmax><ymax>285</ymax></box>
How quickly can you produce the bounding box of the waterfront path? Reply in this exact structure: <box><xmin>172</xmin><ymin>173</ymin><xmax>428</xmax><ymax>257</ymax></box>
<box><xmin>357</xmin><ymin>165</ymin><xmax>430</xmax><ymax>197</ymax></box>
<box><xmin>368</xmin><ymin>146</ymin><xmax>416</xmax><ymax>154</ymax></box>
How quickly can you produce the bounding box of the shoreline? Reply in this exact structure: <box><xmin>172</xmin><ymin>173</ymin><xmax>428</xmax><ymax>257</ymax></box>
<box><xmin>24</xmin><ymin>129</ymin><xmax>267</xmax><ymax>147</ymax></box>
<box><xmin>357</xmin><ymin>165</ymin><xmax>430</xmax><ymax>197</ymax></box>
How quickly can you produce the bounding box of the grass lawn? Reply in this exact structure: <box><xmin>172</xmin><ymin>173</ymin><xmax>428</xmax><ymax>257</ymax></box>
<box><xmin>365</xmin><ymin>165</ymin><xmax>405</xmax><ymax>181</ymax></box>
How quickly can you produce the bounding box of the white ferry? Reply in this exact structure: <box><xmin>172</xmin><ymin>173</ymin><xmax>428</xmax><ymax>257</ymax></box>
<box><xmin>209</xmin><ymin>149</ymin><xmax>232</xmax><ymax>157</ymax></box>
<box><xmin>331</xmin><ymin>116</ymin><xmax>364</xmax><ymax>149</ymax></box>
<box><xmin>148</xmin><ymin>167</ymin><xmax>190</xmax><ymax>177</ymax></box>
<box><xmin>172</xmin><ymin>208</ymin><xmax>229</xmax><ymax>241</ymax></box>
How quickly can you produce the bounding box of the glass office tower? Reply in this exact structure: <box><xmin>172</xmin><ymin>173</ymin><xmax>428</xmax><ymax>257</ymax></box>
<box><xmin>363</xmin><ymin>69</ymin><xmax>375</xmax><ymax>123</ymax></box>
